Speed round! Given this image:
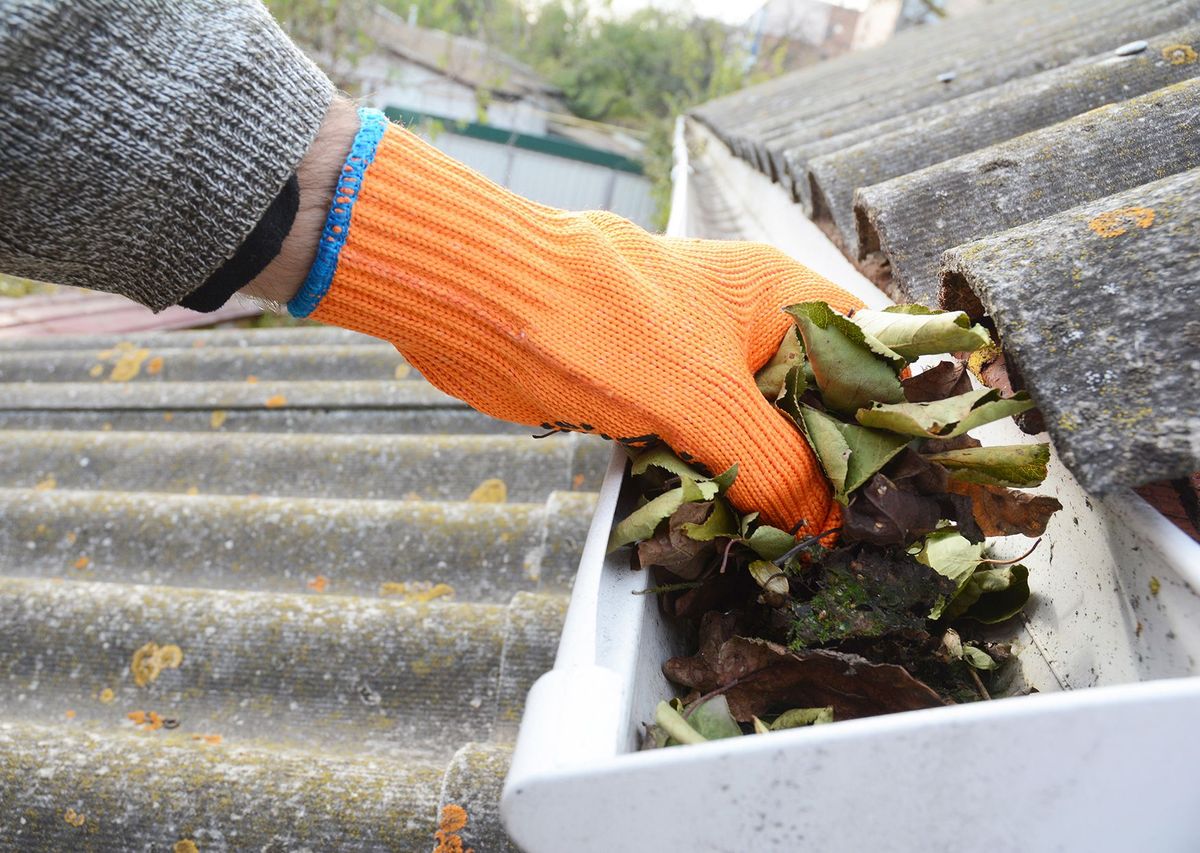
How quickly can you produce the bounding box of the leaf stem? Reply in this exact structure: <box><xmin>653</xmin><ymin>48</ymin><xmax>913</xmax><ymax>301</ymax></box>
<box><xmin>978</xmin><ymin>537</ymin><xmax>1041</xmax><ymax>566</ymax></box>
<box><xmin>717</xmin><ymin>537</ymin><xmax>736</xmax><ymax>574</ymax></box>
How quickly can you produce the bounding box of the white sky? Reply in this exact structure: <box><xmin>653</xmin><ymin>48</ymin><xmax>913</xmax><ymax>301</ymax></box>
<box><xmin>596</xmin><ymin>0</ymin><xmax>872</xmax><ymax>24</ymax></box>
<box><xmin>598</xmin><ymin>0</ymin><xmax>761</xmax><ymax>25</ymax></box>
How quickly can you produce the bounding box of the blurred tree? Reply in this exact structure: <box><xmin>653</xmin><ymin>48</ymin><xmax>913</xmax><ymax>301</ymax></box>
<box><xmin>268</xmin><ymin>0</ymin><xmax>759</xmax><ymax>226</ymax></box>
<box><xmin>543</xmin><ymin>8</ymin><xmax>745</xmax><ymax>124</ymax></box>
<box><xmin>528</xmin><ymin>7</ymin><xmax>752</xmax><ymax>227</ymax></box>
<box><xmin>264</xmin><ymin>0</ymin><xmax>376</xmax><ymax>89</ymax></box>
<box><xmin>380</xmin><ymin>0</ymin><xmax>531</xmax><ymax>51</ymax></box>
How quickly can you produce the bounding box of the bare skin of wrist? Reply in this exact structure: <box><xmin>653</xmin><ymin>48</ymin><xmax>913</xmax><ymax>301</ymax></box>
<box><xmin>238</xmin><ymin>97</ymin><xmax>360</xmax><ymax>305</ymax></box>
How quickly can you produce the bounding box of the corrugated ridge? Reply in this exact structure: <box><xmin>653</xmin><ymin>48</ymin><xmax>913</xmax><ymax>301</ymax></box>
<box><xmin>0</xmin><ymin>344</ymin><xmax>415</xmax><ymax>383</ymax></box>
<box><xmin>0</xmin><ymin>325</ymin><xmax>379</xmax><ymax>351</ymax></box>
<box><xmin>0</xmin><ymin>379</ymin><xmax>463</xmax><ymax>409</ymax></box>
<box><xmin>0</xmin><ymin>429</ymin><xmax>607</xmax><ymax>500</ymax></box>
<box><xmin>0</xmin><ymin>719</ymin><xmax>445</xmax><ymax>851</ymax></box>
<box><xmin>0</xmin><ymin>577</ymin><xmax>571</xmax><ymax>757</ymax></box>
<box><xmin>0</xmin><ymin>487</ymin><xmax>592</xmax><ymax>599</ymax></box>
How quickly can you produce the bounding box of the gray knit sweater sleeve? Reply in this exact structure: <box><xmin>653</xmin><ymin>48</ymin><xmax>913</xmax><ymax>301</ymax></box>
<box><xmin>0</xmin><ymin>0</ymin><xmax>334</xmax><ymax>310</ymax></box>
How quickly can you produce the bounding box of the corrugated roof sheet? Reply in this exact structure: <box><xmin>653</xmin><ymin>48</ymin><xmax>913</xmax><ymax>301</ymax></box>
<box><xmin>0</xmin><ymin>325</ymin><xmax>606</xmax><ymax>849</ymax></box>
<box><xmin>807</xmin><ymin>24</ymin><xmax>1200</xmax><ymax>251</ymax></box>
<box><xmin>696</xmin><ymin>0</ymin><xmax>1200</xmax><ymax>188</ymax></box>
<box><xmin>941</xmin><ymin>168</ymin><xmax>1200</xmax><ymax>494</ymax></box>
<box><xmin>856</xmin><ymin>78</ymin><xmax>1200</xmax><ymax>303</ymax></box>
<box><xmin>693</xmin><ymin>0</ymin><xmax>1200</xmax><ymax>500</ymax></box>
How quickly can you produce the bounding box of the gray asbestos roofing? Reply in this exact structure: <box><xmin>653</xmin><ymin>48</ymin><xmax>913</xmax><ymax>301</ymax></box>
<box><xmin>693</xmin><ymin>0</ymin><xmax>1200</xmax><ymax>495</ymax></box>
<box><xmin>0</xmin><ymin>325</ymin><xmax>608</xmax><ymax>850</ymax></box>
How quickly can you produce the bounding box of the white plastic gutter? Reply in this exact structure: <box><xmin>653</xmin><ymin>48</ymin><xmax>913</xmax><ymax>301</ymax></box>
<box><xmin>502</xmin><ymin>116</ymin><xmax>1200</xmax><ymax>853</ymax></box>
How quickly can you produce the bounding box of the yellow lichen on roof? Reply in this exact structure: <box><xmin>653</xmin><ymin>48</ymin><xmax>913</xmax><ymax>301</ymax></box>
<box><xmin>380</xmin><ymin>581</ymin><xmax>455</xmax><ymax>603</ymax></box>
<box><xmin>434</xmin><ymin>803</ymin><xmax>474</xmax><ymax>853</ymax></box>
<box><xmin>1087</xmin><ymin>206</ymin><xmax>1155</xmax><ymax>238</ymax></box>
<box><xmin>108</xmin><ymin>347</ymin><xmax>151</xmax><ymax>381</ymax></box>
<box><xmin>131</xmin><ymin>641</ymin><xmax>184</xmax><ymax>687</ymax></box>
<box><xmin>307</xmin><ymin>575</ymin><xmax>328</xmax><ymax>593</ymax></box>
<box><xmin>1162</xmin><ymin>43</ymin><xmax>1197</xmax><ymax>64</ymax></box>
<box><xmin>468</xmin><ymin>478</ymin><xmax>507</xmax><ymax>502</ymax></box>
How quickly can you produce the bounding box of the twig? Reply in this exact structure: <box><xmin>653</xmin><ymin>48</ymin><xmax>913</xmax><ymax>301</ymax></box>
<box><xmin>682</xmin><ymin>668</ymin><xmax>772</xmax><ymax>720</ymax></box>
<box><xmin>632</xmin><ymin>581</ymin><xmax>705</xmax><ymax>596</ymax></box>
<box><xmin>683</xmin><ymin>675</ymin><xmax>748</xmax><ymax>719</ymax></box>
<box><xmin>968</xmin><ymin>666</ymin><xmax>991</xmax><ymax>700</ymax></box>
<box><xmin>773</xmin><ymin>527</ymin><xmax>842</xmax><ymax>567</ymax></box>
<box><xmin>978</xmin><ymin>538</ymin><xmax>1041</xmax><ymax>566</ymax></box>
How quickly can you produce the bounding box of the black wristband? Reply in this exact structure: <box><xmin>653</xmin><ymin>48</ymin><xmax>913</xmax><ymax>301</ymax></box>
<box><xmin>180</xmin><ymin>173</ymin><xmax>300</xmax><ymax>312</ymax></box>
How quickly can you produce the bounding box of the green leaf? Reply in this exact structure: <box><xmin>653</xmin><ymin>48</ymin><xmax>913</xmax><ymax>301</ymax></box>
<box><xmin>917</xmin><ymin>529</ymin><xmax>983</xmax><ymax>619</ymax></box>
<box><xmin>797</xmin><ymin>405</ymin><xmax>910</xmax><ymax>504</ymax></box>
<box><xmin>686</xmin><ymin>694</ymin><xmax>743</xmax><ymax>741</ymax></box>
<box><xmin>748</xmin><ymin>559</ymin><xmax>790</xmax><ymax>596</ymax></box>
<box><xmin>631</xmin><ymin>446</ymin><xmax>702</xmax><ymax>480</ymax></box>
<box><xmin>680</xmin><ymin>474</ymin><xmax>708</xmax><ymax>503</ymax></box>
<box><xmin>852</xmin><ymin>306</ymin><xmax>993</xmax><ymax>360</ymax></box>
<box><xmin>962</xmin><ymin>645</ymin><xmax>998</xmax><ymax>671</ymax></box>
<box><xmin>746</xmin><ymin>525</ymin><xmax>795</xmax><ymax>561</ymax></box>
<box><xmin>785</xmin><ymin>301</ymin><xmax>905</xmax><ymax>416</ymax></box>
<box><xmin>711</xmin><ymin>464</ymin><xmax>739</xmax><ymax>493</ymax></box>
<box><xmin>654</xmin><ymin>700</ymin><xmax>707</xmax><ymax>745</ymax></box>
<box><xmin>752</xmin><ymin>716</ymin><xmax>771</xmax><ymax>735</ymax></box>
<box><xmin>947</xmin><ymin>565</ymin><xmax>1031</xmax><ymax>624</ymax></box>
<box><xmin>923</xmin><ymin>444</ymin><xmax>1050</xmax><ymax>488</ymax></box>
<box><xmin>769</xmin><ymin>706</ymin><xmax>834</xmax><ymax>729</ymax></box>
<box><xmin>608</xmin><ymin>480</ymin><xmax>719</xmax><ymax>551</ymax></box>
<box><xmin>775</xmin><ymin>363</ymin><xmax>809</xmax><ymax>422</ymax></box>
<box><xmin>953</xmin><ymin>393</ymin><xmax>1037</xmax><ymax>437</ymax></box>
<box><xmin>856</xmin><ymin>389</ymin><xmax>1035</xmax><ymax>439</ymax></box>
<box><xmin>681</xmin><ymin>497</ymin><xmax>738</xmax><ymax>541</ymax></box>
<box><xmin>755</xmin><ymin>328</ymin><xmax>805</xmax><ymax>399</ymax></box>
<box><xmin>797</xmin><ymin>406</ymin><xmax>850</xmax><ymax>498</ymax></box>
<box><xmin>739</xmin><ymin>512</ymin><xmax>760</xmax><ymax>538</ymax></box>
<box><xmin>918</xmin><ymin>530</ymin><xmax>984</xmax><ymax>583</ymax></box>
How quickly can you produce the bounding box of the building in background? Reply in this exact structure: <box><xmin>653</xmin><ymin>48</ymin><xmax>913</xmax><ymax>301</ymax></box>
<box><xmin>898</xmin><ymin>0</ymin><xmax>1007</xmax><ymax>29</ymax></box>
<box><xmin>745</xmin><ymin>0</ymin><xmax>903</xmax><ymax>70</ymax></box>
<box><xmin>339</xmin><ymin>8</ymin><xmax>656</xmax><ymax>228</ymax></box>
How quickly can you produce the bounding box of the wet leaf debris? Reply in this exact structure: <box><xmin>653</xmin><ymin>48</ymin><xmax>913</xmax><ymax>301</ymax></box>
<box><xmin>612</xmin><ymin>301</ymin><xmax>1061</xmax><ymax>748</ymax></box>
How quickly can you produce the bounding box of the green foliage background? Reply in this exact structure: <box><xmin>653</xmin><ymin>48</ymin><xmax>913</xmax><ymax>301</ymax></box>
<box><xmin>266</xmin><ymin>0</ymin><xmax>765</xmax><ymax>226</ymax></box>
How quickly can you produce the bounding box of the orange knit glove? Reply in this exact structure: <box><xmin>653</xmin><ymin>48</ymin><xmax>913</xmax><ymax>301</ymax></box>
<box><xmin>290</xmin><ymin>110</ymin><xmax>863</xmax><ymax>535</ymax></box>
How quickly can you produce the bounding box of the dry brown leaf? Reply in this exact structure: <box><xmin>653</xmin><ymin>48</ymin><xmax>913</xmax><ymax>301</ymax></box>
<box><xmin>664</xmin><ymin>630</ymin><xmax>947</xmax><ymax>722</ymax></box>
<box><xmin>902</xmin><ymin>360</ymin><xmax>972</xmax><ymax>403</ymax></box>
<box><xmin>946</xmin><ymin>480</ymin><xmax>1061</xmax><ymax>537</ymax></box>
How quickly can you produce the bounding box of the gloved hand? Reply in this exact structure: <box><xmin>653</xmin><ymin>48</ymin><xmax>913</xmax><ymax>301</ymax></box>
<box><xmin>291</xmin><ymin>109</ymin><xmax>863</xmax><ymax>535</ymax></box>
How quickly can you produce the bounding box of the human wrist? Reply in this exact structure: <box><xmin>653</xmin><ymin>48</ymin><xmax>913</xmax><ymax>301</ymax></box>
<box><xmin>239</xmin><ymin>97</ymin><xmax>360</xmax><ymax>304</ymax></box>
